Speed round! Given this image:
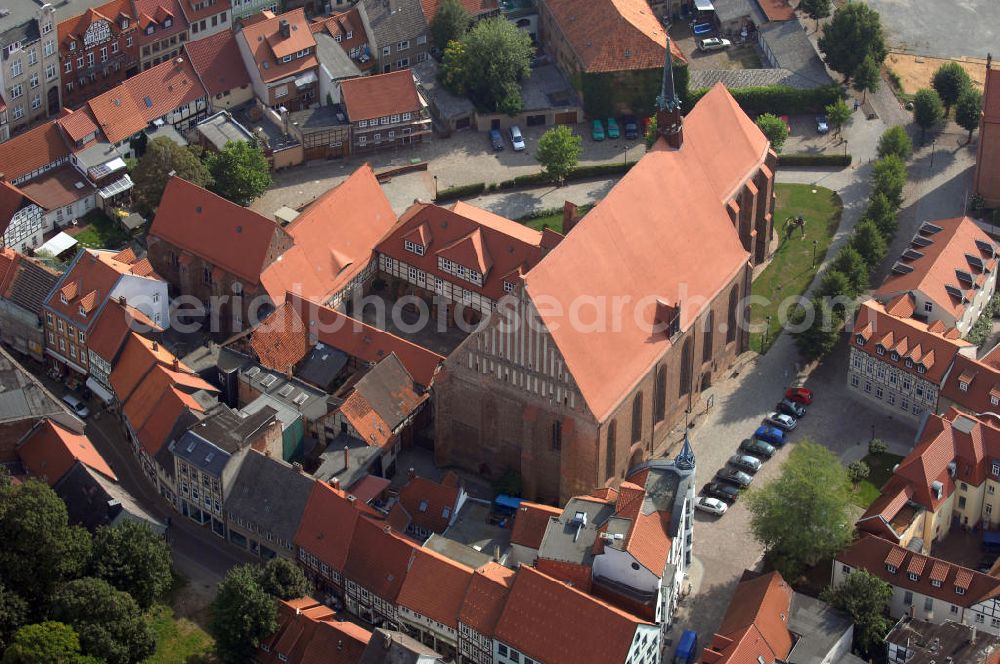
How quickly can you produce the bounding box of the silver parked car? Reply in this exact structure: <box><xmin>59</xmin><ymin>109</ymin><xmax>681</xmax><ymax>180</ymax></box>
<box><xmin>509</xmin><ymin>125</ymin><xmax>526</xmax><ymax>151</ymax></box>
<box><xmin>765</xmin><ymin>412</ymin><xmax>797</xmax><ymax>431</ymax></box>
<box><xmin>698</xmin><ymin>37</ymin><xmax>732</xmax><ymax>51</ymax></box>
<box><xmin>730</xmin><ymin>454</ymin><xmax>762</xmax><ymax>474</ymax></box>
<box><xmin>695</xmin><ymin>496</ymin><xmax>728</xmax><ymax>516</ymax></box>
<box><xmin>716</xmin><ymin>467</ymin><xmax>754</xmax><ymax>488</ymax></box>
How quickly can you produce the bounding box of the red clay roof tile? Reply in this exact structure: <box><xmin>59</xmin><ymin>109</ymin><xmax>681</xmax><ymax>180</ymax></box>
<box><xmin>340</xmin><ymin>70</ymin><xmax>421</xmax><ymax>123</ymax></box>
<box><xmin>18</xmin><ymin>419</ymin><xmax>117</xmax><ymax>485</ymax></box>
<box><xmin>184</xmin><ymin>29</ymin><xmax>250</xmax><ymax>97</ymax></box>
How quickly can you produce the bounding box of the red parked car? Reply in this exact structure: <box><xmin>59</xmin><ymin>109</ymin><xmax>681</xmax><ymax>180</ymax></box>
<box><xmin>785</xmin><ymin>387</ymin><xmax>814</xmax><ymax>405</ymax></box>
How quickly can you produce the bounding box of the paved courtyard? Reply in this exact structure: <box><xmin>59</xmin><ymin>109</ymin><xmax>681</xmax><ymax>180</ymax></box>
<box><xmin>861</xmin><ymin>0</ymin><xmax>999</xmax><ymax>59</ymax></box>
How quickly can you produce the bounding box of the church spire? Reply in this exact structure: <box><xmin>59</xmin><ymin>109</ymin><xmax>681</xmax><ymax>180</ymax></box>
<box><xmin>655</xmin><ymin>37</ymin><xmax>684</xmax><ymax>149</ymax></box>
<box><xmin>675</xmin><ymin>431</ymin><xmax>695</xmax><ymax>471</ymax></box>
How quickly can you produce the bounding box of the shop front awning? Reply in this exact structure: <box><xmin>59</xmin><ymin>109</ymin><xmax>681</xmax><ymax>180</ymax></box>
<box><xmin>694</xmin><ymin>0</ymin><xmax>716</xmax><ymax>11</ymax></box>
<box><xmin>295</xmin><ymin>71</ymin><xmax>318</xmax><ymax>88</ymax></box>
<box><xmin>86</xmin><ymin>377</ymin><xmax>114</xmax><ymax>404</ymax></box>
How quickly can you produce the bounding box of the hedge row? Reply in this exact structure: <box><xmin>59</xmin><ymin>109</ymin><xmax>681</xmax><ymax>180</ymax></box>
<box><xmin>435</xmin><ymin>162</ymin><xmax>634</xmax><ymax>201</ymax></box>
<box><xmin>777</xmin><ymin>153</ymin><xmax>853</xmax><ymax>167</ymax></box>
<box><xmin>687</xmin><ymin>84</ymin><xmax>844</xmax><ymax>116</ymax></box>
<box><xmin>435</xmin><ymin>182</ymin><xmax>486</xmax><ymax>201</ymax></box>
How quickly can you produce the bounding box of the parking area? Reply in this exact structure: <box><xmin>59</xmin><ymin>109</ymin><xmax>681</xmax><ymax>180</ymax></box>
<box><xmin>862</xmin><ymin>0</ymin><xmax>999</xmax><ymax>60</ymax></box>
<box><xmin>782</xmin><ymin>113</ymin><xmax>853</xmax><ymax>154</ymax></box>
<box><xmin>671</xmin><ymin>22</ymin><xmax>763</xmax><ymax>71</ymax></box>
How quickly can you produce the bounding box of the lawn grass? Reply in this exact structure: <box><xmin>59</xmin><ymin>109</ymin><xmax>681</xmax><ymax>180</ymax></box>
<box><xmin>750</xmin><ymin>183</ymin><xmax>843</xmax><ymax>353</ymax></box>
<box><xmin>72</xmin><ymin>209</ymin><xmax>131</xmax><ymax>251</ymax></box>
<box><xmin>851</xmin><ymin>452</ymin><xmax>905</xmax><ymax>509</ymax></box>
<box><xmin>144</xmin><ymin>603</ymin><xmax>215</xmax><ymax>664</ymax></box>
<box><xmin>518</xmin><ymin>204</ymin><xmax>593</xmax><ymax>233</ymax></box>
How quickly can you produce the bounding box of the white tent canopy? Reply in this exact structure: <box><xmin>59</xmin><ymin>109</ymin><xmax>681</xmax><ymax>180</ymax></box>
<box><xmin>36</xmin><ymin>231</ymin><xmax>78</xmax><ymax>257</ymax></box>
<box><xmin>694</xmin><ymin>0</ymin><xmax>716</xmax><ymax>11</ymax></box>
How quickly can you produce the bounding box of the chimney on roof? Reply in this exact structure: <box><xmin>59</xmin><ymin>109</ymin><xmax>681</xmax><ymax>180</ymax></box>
<box><xmin>172</xmin><ymin>357</ymin><xmax>178</xmax><ymax>370</ymax></box>
<box><xmin>562</xmin><ymin>201</ymin><xmax>581</xmax><ymax>234</ymax></box>
<box><xmin>343</xmin><ymin>445</ymin><xmax>349</xmax><ymax>471</ymax></box>
<box><xmin>329</xmin><ymin>477</ymin><xmax>340</xmax><ymax>490</ymax></box>
<box><xmin>279</xmin><ymin>19</ymin><xmax>290</xmax><ymax>38</ymax></box>
<box><xmin>292</xmin><ymin>461</ymin><xmax>303</xmax><ymax>473</ymax></box>
<box><xmin>494</xmin><ymin>544</ymin><xmax>501</xmax><ymax>561</ymax></box>
<box><xmin>118</xmin><ymin>295</ymin><xmax>126</xmax><ymax>305</ymax></box>
<box><xmin>383</xmin><ymin>524</ymin><xmax>391</xmax><ymax>534</ymax></box>
<box><xmin>152</xmin><ymin>340</ymin><xmax>158</xmax><ymax>351</ymax></box>
<box><xmin>0</xmin><ymin>173</ymin><xmax>6</xmax><ymax>183</ymax></box>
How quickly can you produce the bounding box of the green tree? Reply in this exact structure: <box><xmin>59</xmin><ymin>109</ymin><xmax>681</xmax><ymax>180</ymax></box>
<box><xmin>0</xmin><ymin>584</ymin><xmax>27</xmax><ymax>651</ymax></box>
<box><xmin>2</xmin><ymin>622</ymin><xmax>97</xmax><ymax>664</ymax></box>
<box><xmin>746</xmin><ymin>441</ymin><xmax>854</xmax><ymax>578</ymax></box>
<box><xmin>850</xmin><ymin>219</ymin><xmax>888</xmax><ymax>268</ymax></box>
<box><xmin>876</xmin><ymin>125</ymin><xmax>912</xmax><ymax>160</ymax></box>
<box><xmin>49</xmin><ymin>578</ymin><xmax>155</xmax><ymax>664</ymax></box>
<box><xmin>847</xmin><ymin>460</ymin><xmax>871</xmax><ymax>486</ymax></box>
<box><xmin>89</xmin><ymin>522</ymin><xmax>172</xmax><ymax>609</ymax></box>
<box><xmin>869</xmin><ymin>438</ymin><xmax>888</xmax><ymax>455</ymax></box>
<box><xmin>912</xmin><ymin>88</ymin><xmax>945</xmax><ymax>141</ymax></box>
<box><xmin>535</xmin><ymin>125</ymin><xmax>583</xmax><ymax>184</ymax></box>
<box><xmin>441</xmin><ymin>18</ymin><xmax>533</xmax><ymax>113</ymax></box>
<box><xmin>755</xmin><ymin>113</ymin><xmax>789</xmax><ymax>152</ymax></box>
<box><xmin>259</xmin><ymin>558</ymin><xmax>309</xmax><ymax>601</ymax></box>
<box><xmin>799</xmin><ymin>0</ymin><xmax>831</xmax><ymax>32</ymax></box>
<box><xmin>132</xmin><ymin>136</ymin><xmax>213</xmax><ymax>215</ymax></box>
<box><xmin>817</xmin><ymin>269</ymin><xmax>852</xmax><ymax>301</ymax></box>
<box><xmin>931</xmin><ymin>61</ymin><xmax>972</xmax><ymax>114</ymax></box>
<box><xmin>821</xmin><ymin>570</ymin><xmax>894</xmax><ymax>656</ymax></box>
<box><xmin>791</xmin><ymin>298</ymin><xmax>843</xmax><ymax>362</ymax></box>
<box><xmin>818</xmin><ymin>3</ymin><xmax>887</xmax><ymax>82</ymax></box>
<box><xmin>956</xmin><ymin>87</ymin><xmax>983</xmax><ymax>144</ymax></box>
<box><xmin>863</xmin><ymin>191</ymin><xmax>899</xmax><ymax>239</ymax></box>
<box><xmin>825</xmin><ymin>98</ymin><xmax>851</xmax><ymax>137</ymax></box>
<box><xmin>207</xmin><ymin>140</ymin><xmax>272</xmax><ymax>207</ymax></box>
<box><xmin>871</xmin><ymin>155</ymin><xmax>907</xmax><ymax>208</ymax></box>
<box><xmin>431</xmin><ymin>0</ymin><xmax>471</xmax><ymax>52</ymax></box>
<box><xmin>211</xmin><ymin>565</ymin><xmax>278</xmax><ymax>664</ymax></box>
<box><xmin>0</xmin><ymin>480</ymin><xmax>91</xmax><ymax>606</ymax></box>
<box><xmin>852</xmin><ymin>55</ymin><xmax>880</xmax><ymax>103</ymax></box>
<box><xmin>831</xmin><ymin>245</ymin><xmax>869</xmax><ymax>296</ymax></box>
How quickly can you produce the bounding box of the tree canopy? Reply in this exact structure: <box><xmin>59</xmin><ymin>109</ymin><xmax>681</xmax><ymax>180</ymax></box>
<box><xmin>956</xmin><ymin>88</ymin><xmax>983</xmax><ymax>144</ymax></box>
<box><xmin>791</xmin><ymin>297</ymin><xmax>842</xmax><ymax>362</ymax></box>
<box><xmin>818</xmin><ymin>3</ymin><xmax>887</xmax><ymax>82</ymax></box>
<box><xmin>207</xmin><ymin>139</ymin><xmax>272</xmax><ymax>207</ymax></box>
<box><xmin>755</xmin><ymin>113</ymin><xmax>789</xmax><ymax>152</ymax></box>
<box><xmin>830</xmin><ymin>245</ymin><xmax>870</xmax><ymax>296</ymax></box>
<box><xmin>211</xmin><ymin>565</ymin><xmax>278</xmax><ymax>664</ymax></box>
<box><xmin>89</xmin><ymin>522</ymin><xmax>172</xmax><ymax>609</ymax></box>
<box><xmin>825</xmin><ymin>98</ymin><xmax>851</xmax><ymax>136</ymax></box>
<box><xmin>258</xmin><ymin>558</ymin><xmax>309</xmax><ymax>601</ymax></box>
<box><xmin>746</xmin><ymin>441</ymin><xmax>855</xmax><ymax>578</ymax></box>
<box><xmin>912</xmin><ymin>88</ymin><xmax>944</xmax><ymax>140</ymax></box>
<box><xmin>851</xmin><ymin>55</ymin><xmax>880</xmax><ymax>102</ymax></box>
<box><xmin>431</xmin><ymin>0</ymin><xmax>471</xmax><ymax>52</ymax></box>
<box><xmin>535</xmin><ymin>125</ymin><xmax>582</xmax><ymax>184</ymax></box>
<box><xmin>862</xmin><ymin>191</ymin><xmax>898</xmax><ymax>239</ymax></box>
<box><xmin>850</xmin><ymin>219</ymin><xmax>888</xmax><ymax>268</ymax></box>
<box><xmin>0</xmin><ymin>584</ymin><xmax>26</xmax><ymax>652</ymax></box>
<box><xmin>132</xmin><ymin>137</ymin><xmax>213</xmax><ymax>215</ymax></box>
<box><xmin>0</xmin><ymin>480</ymin><xmax>90</xmax><ymax>606</ymax></box>
<box><xmin>931</xmin><ymin>61</ymin><xmax>972</xmax><ymax>113</ymax></box>
<box><xmin>2</xmin><ymin>622</ymin><xmax>97</xmax><ymax>664</ymax></box>
<box><xmin>49</xmin><ymin>578</ymin><xmax>155</xmax><ymax>664</ymax></box>
<box><xmin>871</xmin><ymin>154</ymin><xmax>908</xmax><ymax>208</ymax></box>
<box><xmin>799</xmin><ymin>0</ymin><xmax>831</xmax><ymax>31</ymax></box>
<box><xmin>821</xmin><ymin>570</ymin><xmax>894</xmax><ymax>656</ymax></box>
<box><xmin>440</xmin><ymin>17</ymin><xmax>533</xmax><ymax>114</ymax></box>
<box><xmin>876</xmin><ymin>125</ymin><xmax>912</xmax><ymax>160</ymax></box>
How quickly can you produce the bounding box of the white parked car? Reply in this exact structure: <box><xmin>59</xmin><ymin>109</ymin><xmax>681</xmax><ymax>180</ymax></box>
<box><xmin>698</xmin><ymin>37</ymin><xmax>732</xmax><ymax>51</ymax></box>
<box><xmin>509</xmin><ymin>125</ymin><xmax>526</xmax><ymax>151</ymax></box>
<box><xmin>765</xmin><ymin>412</ymin><xmax>797</xmax><ymax>431</ymax></box>
<box><xmin>695</xmin><ymin>496</ymin><xmax>728</xmax><ymax>516</ymax></box>
<box><xmin>62</xmin><ymin>394</ymin><xmax>90</xmax><ymax>419</ymax></box>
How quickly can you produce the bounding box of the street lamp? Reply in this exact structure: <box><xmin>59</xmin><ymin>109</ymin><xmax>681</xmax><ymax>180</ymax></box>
<box><xmin>624</xmin><ymin>144</ymin><xmax>630</xmax><ymax>168</ymax></box>
<box><xmin>762</xmin><ymin>315</ymin><xmax>772</xmax><ymax>351</ymax></box>
<box><xmin>843</xmin><ymin>138</ymin><xmax>848</xmax><ymax>157</ymax></box>
<box><xmin>812</xmin><ymin>239</ymin><xmax>818</xmax><ymax>267</ymax></box>
<box><xmin>870</xmin><ymin>424</ymin><xmax>876</xmax><ymax>442</ymax></box>
<box><xmin>433</xmin><ymin>175</ymin><xmax>438</xmax><ymax>200</ymax></box>
<box><xmin>930</xmin><ymin>139</ymin><xmax>937</xmax><ymax>168</ymax></box>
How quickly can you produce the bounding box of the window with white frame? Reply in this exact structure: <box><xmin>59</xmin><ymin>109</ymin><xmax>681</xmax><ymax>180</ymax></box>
<box><xmin>381</xmin><ymin>45</ymin><xmax>390</xmax><ymax>56</ymax></box>
<box><xmin>12</xmin><ymin>105</ymin><xmax>22</xmax><ymax>120</ymax></box>
<box><xmin>44</xmin><ymin>39</ymin><xmax>54</xmax><ymax>56</ymax></box>
<box><xmin>30</xmin><ymin>94</ymin><xmax>39</xmax><ymax>110</ymax></box>
<box><xmin>358</xmin><ymin>119</ymin><xmax>367</xmax><ymax>128</ymax></box>
<box><xmin>28</xmin><ymin>73</ymin><xmax>37</xmax><ymax>89</ymax></box>
<box><xmin>10</xmin><ymin>84</ymin><xmax>22</xmax><ymax>99</ymax></box>
<box><xmin>10</xmin><ymin>59</ymin><xmax>20</xmax><ymax>77</ymax></box>
<box><xmin>390</xmin><ymin>114</ymin><xmax>400</xmax><ymax>123</ymax></box>
<box><xmin>402</xmin><ymin>111</ymin><xmax>412</xmax><ymax>121</ymax></box>
<box><xmin>404</xmin><ymin>239</ymin><xmax>424</xmax><ymax>255</ymax></box>
<box><xmin>397</xmin><ymin>40</ymin><xmax>409</xmax><ymax>50</ymax></box>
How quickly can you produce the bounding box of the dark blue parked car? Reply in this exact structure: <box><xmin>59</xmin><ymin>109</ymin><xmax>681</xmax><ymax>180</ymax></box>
<box><xmin>754</xmin><ymin>425</ymin><xmax>785</xmax><ymax>447</ymax></box>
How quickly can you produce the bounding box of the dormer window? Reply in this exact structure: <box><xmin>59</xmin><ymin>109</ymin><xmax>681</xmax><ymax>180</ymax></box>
<box><xmin>78</xmin><ymin>306</ymin><xmax>86</xmax><ymax>317</ymax></box>
<box><xmin>956</xmin><ymin>586</ymin><xmax>967</xmax><ymax>595</ymax></box>
<box><xmin>905</xmin><ymin>359</ymin><xmax>913</xmax><ymax>368</ymax></box>
<box><xmin>908</xmin><ymin>572</ymin><xmax>919</xmax><ymax>581</ymax></box>
<box><xmin>59</xmin><ymin>294</ymin><xmax>68</xmax><ymax>305</ymax></box>
<box><xmin>855</xmin><ymin>335</ymin><xmax>865</xmax><ymax>345</ymax></box>
<box><xmin>917</xmin><ymin>365</ymin><xmax>927</xmax><ymax>374</ymax></box>
<box><xmin>887</xmin><ymin>564</ymin><xmax>897</xmax><ymax>574</ymax></box>
<box><xmin>404</xmin><ymin>239</ymin><xmax>424</xmax><ymax>256</ymax></box>
<box><xmin>891</xmin><ymin>351</ymin><xmax>900</xmax><ymax>361</ymax></box>
<box><xmin>69</xmin><ymin>41</ymin><xmax>76</xmax><ymax>51</ymax></box>
<box><xmin>282</xmin><ymin>55</ymin><xmax>292</xmax><ymax>63</ymax></box>
<box><xmin>876</xmin><ymin>345</ymin><xmax>885</xmax><ymax>355</ymax></box>
<box><xmin>993</xmin><ymin>462</ymin><xmax>1000</xmax><ymax>476</ymax></box>
<box><xmin>503</xmin><ymin>281</ymin><xmax>514</xmax><ymax>293</ymax></box>
<box><xmin>931</xmin><ymin>579</ymin><xmax>942</xmax><ymax>588</ymax></box>
<box><xmin>164</xmin><ymin>17</ymin><xmax>172</xmax><ymax>27</ymax></box>
<box><xmin>121</xmin><ymin>18</ymin><xmax>129</xmax><ymax>29</ymax></box>
<box><xmin>992</xmin><ymin>396</ymin><xmax>999</xmax><ymax>407</ymax></box>
<box><xmin>960</xmin><ymin>381</ymin><xmax>969</xmax><ymax>392</ymax></box>
<box><xmin>146</xmin><ymin>25</ymin><xmax>154</xmax><ymax>35</ymax></box>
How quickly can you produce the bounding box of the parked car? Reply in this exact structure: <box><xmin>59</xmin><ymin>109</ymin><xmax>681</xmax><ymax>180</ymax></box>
<box><xmin>816</xmin><ymin>114</ymin><xmax>829</xmax><ymax>134</ymax></box>
<box><xmin>785</xmin><ymin>386</ymin><xmax>814</xmax><ymax>405</ymax></box>
<box><xmin>775</xmin><ymin>398</ymin><xmax>806</xmax><ymax>418</ymax></box>
<box><xmin>674</xmin><ymin>630</ymin><xmax>699</xmax><ymax>664</ymax></box>
<box><xmin>489</xmin><ymin>129</ymin><xmax>505</xmax><ymax>151</ymax></box>
<box><xmin>702</xmin><ymin>481</ymin><xmax>740</xmax><ymax>504</ymax></box>
<box><xmin>695</xmin><ymin>496</ymin><xmax>728</xmax><ymax>516</ymax></box>
<box><xmin>698</xmin><ymin>37</ymin><xmax>731</xmax><ymax>51</ymax></box>
<box><xmin>62</xmin><ymin>394</ymin><xmax>90</xmax><ymax>419</ymax></box>
<box><xmin>606</xmin><ymin>117</ymin><xmax>620</xmax><ymax>139</ymax></box>
<box><xmin>730</xmin><ymin>454</ymin><xmax>762</xmax><ymax>473</ymax></box>
<box><xmin>741</xmin><ymin>437</ymin><xmax>776</xmax><ymax>458</ymax></box>
<box><xmin>509</xmin><ymin>125</ymin><xmax>526</xmax><ymax>151</ymax></box>
<box><xmin>591</xmin><ymin>119</ymin><xmax>606</xmax><ymax>141</ymax></box>
<box><xmin>716</xmin><ymin>468</ymin><xmax>753</xmax><ymax>488</ymax></box>
<box><xmin>765</xmin><ymin>412</ymin><xmax>798</xmax><ymax>431</ymax></box>
<box><xmin>623</xmin><ymin>115</ymin><xmax>639</xmax><ymax>140</ymax></box>
<box><xmin>754</xmin><ymin>425</ymin><xmax>785</xmax><ymax>446</ymax></box>
<box><xmin>692</xmin><ymin>22</ymin><xmax>713</xmax><ymax>35</ymax></box>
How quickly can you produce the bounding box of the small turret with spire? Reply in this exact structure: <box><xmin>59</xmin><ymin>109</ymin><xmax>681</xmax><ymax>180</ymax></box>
<box><xmin>675</xmin><ymin>431</ymin><xmax>695</xmax><ymax>471</ymax></box>
<box><xmin>655</xmin><ymin>37</ymin><xmax>683</xmax><ymax>149</ymax></box>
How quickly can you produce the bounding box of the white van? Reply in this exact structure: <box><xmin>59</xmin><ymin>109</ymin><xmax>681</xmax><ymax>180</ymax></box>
<box><xmin>62</xmin><ymin>394</ymin><xmax>90</xmax><ymax>419</ymax></box>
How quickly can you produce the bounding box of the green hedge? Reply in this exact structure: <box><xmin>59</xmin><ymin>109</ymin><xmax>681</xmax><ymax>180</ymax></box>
<box><xmin>435</xmin><ymin>182</ymin><xmax>486</xmax><ymax>201</ymax></box>
<box><xmin>686</xmin><ymin>84</ymin><xmax>844</xmax><ymax>116</ymax></box>
<box><xmin>778</xmin><ymin>153</ymin><xmax>853</xmax><ymax>167</ymax></box>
